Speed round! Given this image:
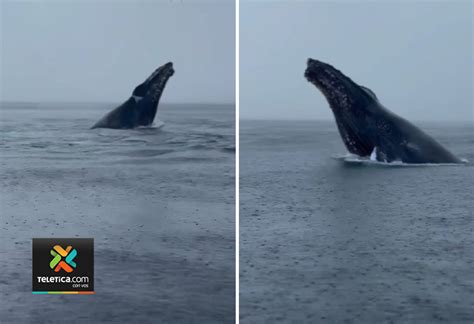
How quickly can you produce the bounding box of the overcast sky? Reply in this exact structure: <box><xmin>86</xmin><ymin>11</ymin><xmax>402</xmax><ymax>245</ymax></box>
<box><xmin>241</xmin><ymin>0</ymin><xmax>472</xmax><ymax>122</ymax></box>
<box><xmin>1</xmin><ymin>0</ymin><xmax>235</xmax><ymax>104</ymax></box>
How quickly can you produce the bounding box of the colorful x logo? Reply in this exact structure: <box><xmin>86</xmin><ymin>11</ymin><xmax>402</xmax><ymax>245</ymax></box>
<box><xmin>49</xmin><ymin>245</ymin><xmax>77</xmax><ymax>273</ymax></box>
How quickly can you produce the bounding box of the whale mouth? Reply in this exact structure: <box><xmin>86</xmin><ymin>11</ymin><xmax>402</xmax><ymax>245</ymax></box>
<box><xmin>304</xmin><ymin>58</ymin><xmax>327</xmax><ymax>81</ymax></box>
<box><xmin>304</xmin><ymin>58</ymin><xmax>365</xmax><ymax>109</ymax></box>
<box><xmin>157</xmin><ymin>62</ymin><xmax>174</xmax><ymax>79</ymax></box>
<box><xmin>304</xmin><ymin>58</ymin><xmax>346</xmax><ymax>89</ymax></box>
<box><xmin>147</xmin><ymin>62</ymin><xmax>174</xmax><ymax>84</ymax></box>
<box><xmin>163</xmin><ymin>62</ymin><xmax>175</xmax><ymax>77</ymax></box>
<box><xmin>148</xmin><ymin>62</ymin><xmax>174</xmax><ymax>91</ymax></box>
<box><xmin>304</xmin><ymin>58</ymin><xmax>321</xmax><ymax>81</ymax></box>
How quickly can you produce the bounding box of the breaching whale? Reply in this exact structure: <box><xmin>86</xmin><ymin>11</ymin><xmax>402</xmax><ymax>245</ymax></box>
<box><xmin>92</xmin><ymin>62</ymin><xmax>174</xmax><ymax>129</ymax></box>
<box><xmin>304</xmin><ymin>58</ymin><xmax>461</xmax><ymax>164</ymax></box>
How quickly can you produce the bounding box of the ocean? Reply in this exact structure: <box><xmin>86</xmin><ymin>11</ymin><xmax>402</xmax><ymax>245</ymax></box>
<box><xmin>240</xmin><ymin>119</ymin><xmax>473</xmax><ymax>323</ymax></box>
<box><xmin>0</xmin><ymin>102</ymin><xmax>235</xmax><ymax>323</ymax></box>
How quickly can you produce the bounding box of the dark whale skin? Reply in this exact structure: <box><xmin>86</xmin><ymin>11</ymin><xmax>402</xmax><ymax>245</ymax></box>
<box><xmin>92</xmin><ymin>62</ymin><xmax>174</xmax><ymax>129</ymax></box>
<box><xmin>305</xmin><ymin>58</ymin><xmax>461</xmax><ymax>164</ymax></box>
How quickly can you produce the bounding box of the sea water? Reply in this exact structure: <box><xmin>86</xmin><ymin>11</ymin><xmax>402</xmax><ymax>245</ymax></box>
<box><xmin>0</xmin><ymin>102</ymin><xmax>235</xmax><ymax>323</ymax></box>
<box><xmin>240</xmin><ymin>119</ymin><xmax>473</xmax><ymax>323</ymax></box>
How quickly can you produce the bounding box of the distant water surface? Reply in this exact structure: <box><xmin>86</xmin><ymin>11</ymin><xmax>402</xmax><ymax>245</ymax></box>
<box><xmin>240</xmin><ymin>119</ymin><xmax>473</xmax><ymax>323</ymax></box>
<box><xmin>0</xmin><ymin>102</ymin><xmax>235</xmax><ymax>323</ymax></box>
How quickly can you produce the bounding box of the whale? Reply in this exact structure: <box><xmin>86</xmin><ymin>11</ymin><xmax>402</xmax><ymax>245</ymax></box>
<box><xmin>304</xmin><ymin>58</ymin><xmax>461</xmax><ymax>164</ymax></box>
<box><xmin>92</xmin><ymin>62</ymin><xmax>174</xmax><ymax>129</ymax></box>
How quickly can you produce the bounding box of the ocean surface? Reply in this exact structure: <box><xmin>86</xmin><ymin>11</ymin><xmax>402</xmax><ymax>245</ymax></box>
<box><xmin>240</xmin><ymin>120</ymin><xmax>473</xmax><ymax>323</ymax></box>
<box><xmin>0</xmin><ymin>102</ymin><xmax>235</xmax><ymax>323</ymax></box>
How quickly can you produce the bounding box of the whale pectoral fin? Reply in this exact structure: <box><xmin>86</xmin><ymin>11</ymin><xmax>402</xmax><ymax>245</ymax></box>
<box><xmin>370</xmin><ymin>146</ymin><xmax>389</xmax><ymax>162</ymax></box>
<box><xmin>375</xmin><ymin>148</ymin><xmax>389</xmax><ymax>162</ymax></box>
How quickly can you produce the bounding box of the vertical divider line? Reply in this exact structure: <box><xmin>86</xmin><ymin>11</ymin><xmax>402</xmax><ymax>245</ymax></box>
<box><xmin>235</xmin><ymin>0</ymin><xmax>240</xmax><ymax>322</ymax></box>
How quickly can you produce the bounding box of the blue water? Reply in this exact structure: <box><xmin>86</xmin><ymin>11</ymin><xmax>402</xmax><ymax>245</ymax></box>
<box><xmin>240</xmin><ymin>120</ymin><xmax>473</xmax><ymax>323</ymax></box>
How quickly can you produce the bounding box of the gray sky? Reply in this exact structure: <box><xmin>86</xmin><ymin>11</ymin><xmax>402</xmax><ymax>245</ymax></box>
<box><xmin>241</xmin><ymin>0</ymin><xmax>473</xmax><ymax>121</ymax></box>
<box><xmin>1</xmin><ymin>0</ymin><xmax>235</xmax><ymax>104</ymax></box>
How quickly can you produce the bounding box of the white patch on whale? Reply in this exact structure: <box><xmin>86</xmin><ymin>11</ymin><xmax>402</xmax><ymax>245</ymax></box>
<box><xmin>132</xmin><ymin>95</ymin><xmax>143</xmax><ymax>103</ymax></box>
<box><xmin>406</xmin><ymin>142</ymin><xmax>420</xmax><ymax>152</ymax></box>
<box><xmin>370</xmin><ymin>147</ymin><xmax>377</xmax><ymax>161</ymax></box>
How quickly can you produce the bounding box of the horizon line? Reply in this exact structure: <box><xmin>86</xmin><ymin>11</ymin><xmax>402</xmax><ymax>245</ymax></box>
<box><xmin>0</xmin><ymin>100</ymin><xmax>235</xmax><ymax>105</ymax></box>
<box><xmin>240</xmin><ymin>117</ymin><xmax>474</xmax><ymax>124</ymax></box>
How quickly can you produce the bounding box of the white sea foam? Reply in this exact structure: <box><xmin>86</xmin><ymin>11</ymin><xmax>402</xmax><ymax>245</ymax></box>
<box><xmin>332</xmin><ymin>153</ymin><xmax>468</xmax><ymax>167</ymax></box>
<box><xmin>135</xmin><ymin>118</ymin><xmax>165</xmax><ymax>129</ymax></box>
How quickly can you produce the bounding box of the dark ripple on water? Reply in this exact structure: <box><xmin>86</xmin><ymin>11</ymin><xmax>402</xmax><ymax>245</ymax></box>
<box><xmin>0</xmin><ymin>103</ymin><xmax>235</xmax><ymax>165</ymax></box>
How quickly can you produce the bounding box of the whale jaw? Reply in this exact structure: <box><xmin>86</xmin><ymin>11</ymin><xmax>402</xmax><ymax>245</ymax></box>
<box><xmin>305</xmin><ymin>58</ymin><xmax>375</xmax><ymax>157</ymax></box>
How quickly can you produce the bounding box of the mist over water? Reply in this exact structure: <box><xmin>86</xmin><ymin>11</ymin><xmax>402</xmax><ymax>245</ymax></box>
<box><xmin>1</xmin><ymin>1</ymin><xmax>235</xmax><ymax>104</ymax></box>
<box><xmin>0</xmin><ymin>103</ymin><xmax>235</xmax><ymax>323</ymax></box>
<box><xmin>240</xmin><ymin>119</ymin><xmax>473</xmax><ymax>323</ymax></box>
<box><xmin>240</xmin><ymin>1</ymin><xmax>472</xmax><ymax>121</ymax></box>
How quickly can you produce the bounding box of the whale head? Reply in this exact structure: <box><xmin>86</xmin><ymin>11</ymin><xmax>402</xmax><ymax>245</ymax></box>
<box><xmin>305</xmin><ymin>58</ymin><xmax>379</xmax><ymax>156</ymax></box>
<box><xmin>131</xmin><ymin>62</ymin><xmax>174</xmax><ymax>125</ymax></box>
<box><xmin>304</xmin><ymin>58</ymin><xmax>376</xmax><ymax>112</ymax></box>
<box><xmin>132</xmin><ymin>62</ymin><xmax>175</xmax><ymax>102</ymax></box>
